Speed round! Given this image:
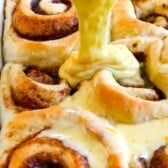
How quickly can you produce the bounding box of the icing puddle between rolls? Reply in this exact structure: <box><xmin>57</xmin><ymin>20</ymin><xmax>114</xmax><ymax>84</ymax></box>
<box><xmin>58</xmin><ymin>0</ymin><xmax>168</xmax><ymax>165</ymax></box>
<box><xmin>61</xmin><ymin>88</ymin><xmax>168</xmax><ymax>163</ymax></box>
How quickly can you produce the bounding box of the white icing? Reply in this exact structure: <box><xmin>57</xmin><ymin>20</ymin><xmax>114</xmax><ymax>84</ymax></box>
<box><xmin>38</xmin><ymin>116</ymin><xmax>108</xmax><ymax>168</ymax></box>
<box><xmin>39</xmin><ymin>0</ymin><xmax>68</xmax><ymax>14</ymax></box>
<box><xmin>116</xmin><ymin>118</ymin><xmax>168</xmax><ymax>162</ymax></box>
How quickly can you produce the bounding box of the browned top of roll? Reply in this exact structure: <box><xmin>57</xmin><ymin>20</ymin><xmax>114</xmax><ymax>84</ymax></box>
<box><xmin>9</xmin><ymin>137</ymin><xmax>90</xmax><ymax>168</ymax></box>
<box><xmin>12</xmin><ymin>0</ymin><xmax>78</xmax><ymax>41</ymax></box>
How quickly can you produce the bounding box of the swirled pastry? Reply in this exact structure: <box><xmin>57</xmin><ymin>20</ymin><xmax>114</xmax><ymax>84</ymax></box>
<box><xmin>0</xmin><ymin>106</ymin><xmax>129</xmax><ymax>168</ymax></box>
<box><xmin>2</xmin><ymin>0</ymin><xmax>168</xmax><ymax>167</ymax></box>
<box><xmin>2</xmin><ymin>106</ymin><xmax>168</xmax><ymax>167</ymax></box>
<box><xmin>3</xmin><ymin>0</ymin><xmax>79</xmax><ymax>68</ymax></box>
<box><xmin>0</xmin><ymin>63</ymin><xmax>70</xmax><ymax>125</ymax></box>
<box><xmin>111</xmin><ymin>36</ymin><xmax>168</xmax><ymax>98</ymax></box>
<box><xmin>59</xmin><ymin>0</ymin><xmax>144</xmax><ymax>88</ymax></box>
<box><xmin>61</xmin><ymin>36</ymin><xmax>168</xmax><ymax>124</ymax></box>
<box><xmin>111</xmin><ymin>0</ymin><xmax>168</xmax><ymax>40</ymax></box>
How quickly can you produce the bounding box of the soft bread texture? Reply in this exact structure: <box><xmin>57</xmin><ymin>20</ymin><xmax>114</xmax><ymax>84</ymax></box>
<box><xmin>111</xmin><ymin>36</ymin><xmax>168</xmax><ymax>98</ymax></box>
<box><xmin>2</xmin><ymin>0</ymin><xmax>168</xmax><ymax>167</ymax></box>
<box><xmin>59</xmin><ymin>0</ymin><xmax>168</xmax><ymax>124</ymax></box>
<box><xmin>0</xmin><ymin>106</ymin><xmax>129</xmax><ymax>168</ymax></box>
<box><xmin>12</xmin><ymin>0</ymin><xmax>78</xmax><ymax>39</ymax></box>
<box><xmin>3</xmin><ymin>0</ymin><xmax>79</xmax><ymax>69</ymax></box>
<box><xmin>61</xmin><ymin>36</ymin><xmax>168</xmax><ymax>124</ymax></box>
<box><xmin>59</xmin><ymin>0</ymin><xmax>143</xmax><ymax>88</ymax></box>
<box><xmin>61</xmin><ymin>70</ymin><xmax>168</xmax><ymax>124</ymax></box>
<box><xmin>111</xmin><ymin>0</ymin><xmax>168</xmax><ymax>40</ymax></box>
<box><xmin>9</xmin><ymin>137</ymin><xmax>90</xmax><ymax>168</ymax></box>
<box><xmin>0</xmin><ymin>63</ymin><xmax>70</xmax><ymax>125</ymax></box>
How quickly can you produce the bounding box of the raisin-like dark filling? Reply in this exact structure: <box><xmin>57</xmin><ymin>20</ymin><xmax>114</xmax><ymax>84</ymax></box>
<box><xmin>31</xmin><ymin>0</ymin><xmax>71</xmax><ymax>15</ymax></box>
<box><xmin>23</xmin><ymin>153</ymin><xmax>65</xmax><ymax>168</ymax></box>
<box><xmin>25</xmin><ymin>67</ymin><xmax>60</xmax><ymax>85</ymax></box>
<box><xmin>134</xmin><ymin>52</ymin><xmax>146</xmax><ymax>63</ymax></box>
<box><xmin>27</xmin><ymin>160</ymin><xmax>64</xmax><ymax>168</ymax></box>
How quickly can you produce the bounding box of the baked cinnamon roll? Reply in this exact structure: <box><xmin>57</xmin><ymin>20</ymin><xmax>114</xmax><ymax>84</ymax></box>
<box><xmin>61</xmin><ymin>36</ymin><xmax>168</xmax><ymax>124</ymax></box>
<box><xmin>111</xmin><ymin>0</ymin><xmax>168</xmax><ymax>40</ymax></box>
<box><xmin>0</xmin><ymin>106</ymin><xmax>129</xmax><ymax>168</ymax></box>
<box><xmin>59</xmin><ymin>0</ymin><xmax>144</xmax><ymax>88</ymax></box>
<box><xmin>0</xmin><ymin>63</ymin><xmax>70</xmax><ymax>125</ymax></box>
<box><xmin>3</xmin><ymin>0</ymin><xmax>79</xmax><ymax>68</ymax></box>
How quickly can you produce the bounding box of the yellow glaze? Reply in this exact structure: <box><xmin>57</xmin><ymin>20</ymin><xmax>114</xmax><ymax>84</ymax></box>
<box><xmin>59</xmin><ymin>0</ymin><xmax>168</xmax><ymax>165</ymax></box>
<box><xmin>59</xmin><ymin>0</ymin><xmax>142</xmax><ymax>87</ymax></box>
<box><xmin>38</xmin><ymin>117</ymin><xmax>108</xmax><ymax>168</ymax></box>
<box><xmin>62</xmin><ymin>97</ymin><xmax>168</xmax><ymax>164</ymax></box>
<box><xmin>117</xmin><ymin>118</ymin><xmax>168</xmax><ymax>163</ymax></box>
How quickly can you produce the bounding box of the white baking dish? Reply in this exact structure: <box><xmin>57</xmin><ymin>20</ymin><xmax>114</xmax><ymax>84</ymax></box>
<box><xmin>0</xmin><ymin>0</ymin><xmax>4</xmax><ymax>70</ymax></box>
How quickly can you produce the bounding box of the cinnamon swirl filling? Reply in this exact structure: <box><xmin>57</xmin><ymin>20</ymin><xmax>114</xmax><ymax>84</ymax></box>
<box><xmin>1</xmin><ymin>63</ymin><xmax>70</xmax><ymax>113</ymax></box>
<box><xmin>12</xmin><ymin>0</ymin><xmax>78</xmax><ymax>40</ymax></box>
<box><xmin>12</xmin><ymin>66</ymin><xmax>70</xmax><ymax>109</ymax></box>
<box><xmin>9</xmin><ymin>137</ymin><xmax>90</xmax><ymax>168</ymax></box>
<box><xmin>25</xmin><ymin>67</ymin><xmax>60</xmax><ymax>84</ymax></box>
<box><xmin>150</xmin><ymin>145</ymin><xmax>168</xmax><ymax>168</ymax></box>
<box><xmin>133</xmin><ymin>0</ymin><xmax>168</xmax><ymax>29</ymax></box>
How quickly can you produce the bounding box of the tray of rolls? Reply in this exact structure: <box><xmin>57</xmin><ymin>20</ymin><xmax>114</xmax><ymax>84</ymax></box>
<box><xmin>1</xmin><ymin>0</ymin><xmax>168</xmax><ymax>167</ymax></box>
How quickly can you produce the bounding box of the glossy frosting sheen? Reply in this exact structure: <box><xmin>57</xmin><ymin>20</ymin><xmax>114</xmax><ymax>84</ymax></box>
<box><xmin>38</xmin><ymin>116</ymin><xmax>108</xmax><ymax>168</ymax></box>
<box><xmin>59</xmin><ymin>0</ymin><xmax>141</xmax><ymax>87</ymax></box>
<box><xmin>62</xmin><ymin>96</ymin><xmax>168</xmax><ymax>163</ymax></box>
<box><xmin>59</xmin><ymin>0</ymin><xmax>168</xmax><ymax>164</ymax></box>
<box><xmin>117</xmin><ymin>119</ymin><xmax>168</xmax><ymax>162</ymax></box>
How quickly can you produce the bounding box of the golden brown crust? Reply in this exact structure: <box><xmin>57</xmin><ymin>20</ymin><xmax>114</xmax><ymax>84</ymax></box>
<box><xmin>62</xmin><ymin>69</ymin><xmax>168</xmax><ymax>123</ymax></box>
<box><xmin>0</xmin><ymin>63</ymin><xmax>71</xmax><ymax>124</ymax></box>
<box><xmin>111</xmin><ymin>0</ymin><xmax>168</xmax><ymax>40</ymax></box>
<box><xmin>9</xmin><ymin>137</ymin><xmax>90</xmax><ymax>168</ymax></box>
<box><xmin>12</xmin><ymin>0</ymin><xmax>78</xmax><ymax>40</ymax></box>
<box><xmin>3</xmin><ymin>0</ymin><xmax>79</xmax><ymax>68</ymax></box>
<box><xmin>0</xmin><ymin>106</ymin><xmax>62</xmax><ymax>168</ymax></box>
<box><xmin>0</xmin><ymin>106</ymin><xmax>129</xmax><ymax>168</ymax></box>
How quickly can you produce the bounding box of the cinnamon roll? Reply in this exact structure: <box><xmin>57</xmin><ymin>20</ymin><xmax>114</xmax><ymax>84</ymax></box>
<box><xmin>0</xmin><ymin>106</ymin><xmax>129</xmax><ymax>168</ymax></box>
<box><xmin>0</xmin><ymin>63</ymin><xmax>70</xmax><ymax>125</ymax></box>
<box><xmin>111</xmin><ymin>0</ymin><xmax>168</xmax><ymax>40</ymax></box>
<box><xmin>59</xmin><ymin>0</ymin><xmax>144</xmax><ymax>88</ymax></box>
<box><xmin>61</xmin><ymin>36</ymin><xmax>168</xmax><ymax>124</ymax></box>
<box><xmin>3</xmin><ymin>0</ymin><xmax>79</xmax><ymax>68</ymax></box>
